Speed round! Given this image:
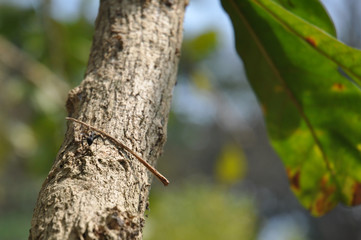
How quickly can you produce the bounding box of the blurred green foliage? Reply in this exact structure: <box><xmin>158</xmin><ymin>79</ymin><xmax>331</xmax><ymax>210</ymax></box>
<box><xmin>0</xmin><ymin>3</ymin><xmax>93</xmax><ymax>176</ymax></box>
<box><xmin>182</xmin><ymin>31</ymin><xmax>218</xmax><ymax>62</ymax></box>
<box><xmin>179</xmin><ymin>31</ymin><xmax>220</xmax><ymax>91</ymax></box>
<box><xmin>0</xmin><ymin>5</ymin><xmax>93</xmax><ymax>84</ymax></box>
<box><xmin>190</xmin><ymin>69</ymin><xmax>213</xmax><ymax>91</ymax></box>
<box><xmin>215</xmin><ymin>142</ymin><xmax>246</xmax><ymax>185</ymax></box>
<box><xmin>144</xmin><ymin>183</ymin><xmax>258</xmax><ymax>240</ymax></box>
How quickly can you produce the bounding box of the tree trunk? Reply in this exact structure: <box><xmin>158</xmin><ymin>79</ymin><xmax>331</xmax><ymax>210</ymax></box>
<box><xmin>29</xmin><ymin>1</ymin><xmax>187</xmax><ymax>239</ymax></box>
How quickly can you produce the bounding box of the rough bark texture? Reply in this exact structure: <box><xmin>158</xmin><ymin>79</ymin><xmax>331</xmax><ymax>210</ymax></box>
<box><xmin>29</xmin><ymin>0</ymin><xmax>187</xmax><ymax>239</ymax></box>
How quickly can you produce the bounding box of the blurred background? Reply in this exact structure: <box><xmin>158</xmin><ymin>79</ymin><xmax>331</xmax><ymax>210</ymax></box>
<box><xmin>1</xmin><ymin>0</ymin><xmax>361</xmax><ymax>239</ymax></box>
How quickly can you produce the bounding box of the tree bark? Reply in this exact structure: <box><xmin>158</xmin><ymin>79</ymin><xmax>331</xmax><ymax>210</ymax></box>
<box><xmin>29</xmin><ymin>0</ymin><xmax>187</xmax><ymax>239</ymax></box>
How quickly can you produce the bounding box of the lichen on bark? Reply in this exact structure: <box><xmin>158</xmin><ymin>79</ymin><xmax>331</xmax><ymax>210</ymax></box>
<box><xmin>29</xmin><ymin>0</ymin><xmax>187</xmax><ymax>239</ymax></box>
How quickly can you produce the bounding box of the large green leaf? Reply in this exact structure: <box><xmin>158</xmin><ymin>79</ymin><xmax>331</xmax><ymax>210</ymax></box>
<box><xmin>222</xmin><ymin>0</ymin><xmax>361</xmax><ymax>216</ymax></box>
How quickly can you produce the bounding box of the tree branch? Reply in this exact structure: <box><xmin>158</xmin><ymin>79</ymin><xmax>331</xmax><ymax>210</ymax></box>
<box><xmin>29</xmin><ymin>0</ymin><xmax>187</xmax><ymax>239</ymax></box>
<box><xmin>66</xmin><ymin>117</ymin><xmax>169</xmax><ymax>186</ymax></box>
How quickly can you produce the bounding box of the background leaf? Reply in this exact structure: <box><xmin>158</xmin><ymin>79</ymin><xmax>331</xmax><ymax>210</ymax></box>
<box><xmin>222</xmin><ymin>0</ymin><xmax>361</xmax><ymax>216</ymax></box>
<box><xmin>144</xmin><ymin>183</ymin><xmax>257</xmax><ymax>240</ymax></box>
<box><xmin>182</xmin><ymin>31</ymin><xmax>218</xmax><ymax>62</ymax></box>
<box><xmin>215</xmin><ymin>142</ymin><xmax>246</xmax><ymax>184</ymax></box>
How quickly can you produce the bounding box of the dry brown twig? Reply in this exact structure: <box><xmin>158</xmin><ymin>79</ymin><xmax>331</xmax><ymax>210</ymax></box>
<box><xmin>66</xmin><ymin>117</ymin><xmax>169</xmax><ymax>186</ymax></box>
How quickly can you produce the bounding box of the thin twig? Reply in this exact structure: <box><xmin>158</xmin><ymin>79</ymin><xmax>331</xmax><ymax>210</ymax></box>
<box><xmin>66</xmin><ymin>117</ymin><xmax>169</xmax><ymax>186</ymax></box>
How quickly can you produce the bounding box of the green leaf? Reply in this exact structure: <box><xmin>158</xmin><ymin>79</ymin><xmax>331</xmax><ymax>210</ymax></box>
<box><xmin>222</xmin><ymin>0</ymin><xmax>361</xmax><ymax>216</ymax></box>
<box><xmin>270</xmin><ymin>0</ymin><xmax>336</xmax><ymax>37</ymax></box>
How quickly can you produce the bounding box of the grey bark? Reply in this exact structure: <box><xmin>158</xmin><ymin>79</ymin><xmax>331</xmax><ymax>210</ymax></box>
<box><xmin>29</xmin><ymin>0</ymin><xmax>187</xmax><ymax>239</ymax></box>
